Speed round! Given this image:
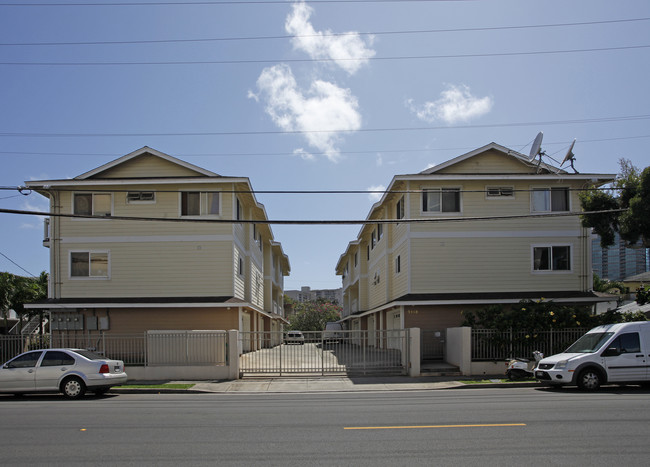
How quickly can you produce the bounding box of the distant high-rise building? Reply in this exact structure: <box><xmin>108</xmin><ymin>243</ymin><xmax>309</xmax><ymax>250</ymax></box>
<box><xmin>285</xmin><ymin>286</ymin><xmax>343</xmax><ymax>305</ymax></box>
<box><xmin>592</xmin><ymin>233</ymin><xmax>648</xmax><ymax>281</ymax></box>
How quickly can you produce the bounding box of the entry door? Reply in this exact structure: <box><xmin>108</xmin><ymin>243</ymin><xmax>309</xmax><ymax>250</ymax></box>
<box><xmin>603</xmin><ymin>332</ymin><xmax>646</xmax><ymax>382</ymax></box>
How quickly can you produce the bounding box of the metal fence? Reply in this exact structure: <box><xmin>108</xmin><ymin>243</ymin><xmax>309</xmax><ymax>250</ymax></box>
<box><xmin>239</xmin><ymin>330</ymin><xmax>408</xmax><ymax>376</ymax></box>
<box><xmin>1</xmin><ymin>332</ymin><xmax>228</xmax><ymax>367</ymax></box>
<box><xmin>471</xmin><ymin>328</ymin><xmax>589</xmax><ymax>361</ymax></box>
<box><xmin>421</xmin><ymin>330</ymin><xmax>445</xmax><ymax>361</ymax></box>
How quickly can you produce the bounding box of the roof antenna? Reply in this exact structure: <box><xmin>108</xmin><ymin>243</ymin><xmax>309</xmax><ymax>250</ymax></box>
<box><xmin>559</xmin><ymin>139</ymin><xmax>579</xmax><ymax>174</ymax></box>
<box><xmin>528</xmin><ymin>131</ymin><xmax>545</xmax><ymax>172</ymax></box>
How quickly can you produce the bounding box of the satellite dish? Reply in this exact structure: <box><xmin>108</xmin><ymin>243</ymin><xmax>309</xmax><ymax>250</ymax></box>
<box><xmin>560</xmin><ymin>138</ymin><xmax>576</xmax><ymax>166</ymax></box>
<box><xmin>529</xmin><ymin>131</ymin><xmax>544</xmax><ymax>162</ymax></box>
<box><xmin>560</xmin><ymin>138</ymin><xmax>579</xmax><ymax>173</ymax></box>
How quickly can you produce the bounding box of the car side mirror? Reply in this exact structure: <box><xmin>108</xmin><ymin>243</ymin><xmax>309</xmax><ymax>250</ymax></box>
<box><xmin>602</xmin><ymin>347</ymin><xmax>620</xmax><ymax>357</ymax></box>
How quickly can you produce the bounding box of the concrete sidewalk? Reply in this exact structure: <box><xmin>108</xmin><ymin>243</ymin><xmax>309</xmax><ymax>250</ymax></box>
<box><xmin>115</xmin><ymin>375</ymin><xmax>539</xmax><ymax>394</ymax></box>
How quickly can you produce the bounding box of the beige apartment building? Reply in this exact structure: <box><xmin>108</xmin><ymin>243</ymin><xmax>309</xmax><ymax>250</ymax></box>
<box><xmin>24</xmin><ymin>147</ymin><xmax>290</xmax><ymax>339</ymax></box>
<box><xmin>335</xmin><ymin>142</ymin><xmax>615</xmax><ymax>334</ymax></box>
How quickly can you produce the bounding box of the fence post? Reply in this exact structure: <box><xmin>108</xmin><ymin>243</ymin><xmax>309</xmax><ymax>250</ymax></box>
<box><xmin>228</xmin><ymin>329</ymin><xmax>239</xmax><ymax>380</ymax></box>
<box><xmin>408</xmin><ymin>328</ymin><xmax>420</xmax><ymax>377</ymax></box>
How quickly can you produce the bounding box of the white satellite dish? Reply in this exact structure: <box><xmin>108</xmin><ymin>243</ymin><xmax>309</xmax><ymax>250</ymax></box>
<box><xmin>529</xmin><ymin>131</ymin><xmax>544</xmax><ymax>162</ymax></box>
<box><xmin>560</xmin><ymin>138</ymin><xmax>576</xmax><ymax>166</ymax></box>
<box><xmin>560</xmin><ymin>138</ymin><xmax>578</xmax><ymax>173</ymax></box>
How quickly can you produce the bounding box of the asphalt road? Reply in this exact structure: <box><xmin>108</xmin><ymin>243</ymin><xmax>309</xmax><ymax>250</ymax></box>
<box><xmin>1</xmin><ymin>386</ymin><xmax>649</xmax><ymax>466</ymax></box>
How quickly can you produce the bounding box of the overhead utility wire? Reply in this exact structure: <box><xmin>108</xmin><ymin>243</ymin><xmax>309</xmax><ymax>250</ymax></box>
<box><xmin>0</xmin><ymin>1</ymin><xmax>476</xmax><ymax>7</ymax></box>
<box><xmin>0</xmin><ymin>207</ymin><xmax>627</xmax><ymax>225</ymax></box>
<box><xmin>1</xmin><ymin>114</ymin><xmax>648</xmax><ymax>138</ymax></box>
<box><xmin>0</xmin><ymin>251</ymin><xmax>37</xmax><ymax>277</ymax></box>
<box><xmin>1</xmin><ymin>44</ymin><xmax>648</xmax><ymax>66</ymax></box>
<box><xmin>0</xmin><ymin>187</ymin><xmax>622</xmax><ymax>195</ymax></box>
<box><xmin>2</xmin><ymin>17</ymin><xmax>647</xmax><ymax>47</ymax></box>
<box><xmin>1</xmin><ymin>134</ymin><xmax>649</xmax><ymax>158</ymax></box>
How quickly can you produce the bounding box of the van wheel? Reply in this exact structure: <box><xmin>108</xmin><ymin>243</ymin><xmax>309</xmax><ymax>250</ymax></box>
<box><xmin>61</xmin><ymin>376</ymin><xmax>86</xmax><ymax>399</ymax></box>
<box><xmin>577</xmin><ymin>368</ymin><xmax>601</xmax><ymax>391</ymax></box>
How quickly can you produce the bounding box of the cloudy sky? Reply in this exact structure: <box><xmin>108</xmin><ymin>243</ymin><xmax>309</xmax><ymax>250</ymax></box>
<box><xmin>1</xmin><ymin>0</ymin><xmax>649</xmax><ymax>290</ymax></box>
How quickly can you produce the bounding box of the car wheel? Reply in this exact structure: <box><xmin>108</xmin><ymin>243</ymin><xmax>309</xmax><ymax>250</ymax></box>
<box><xmin>61</xmin><ymin>376</ymin><xmax>86</xmax><ymax>399</ymax></box>
<box><xmin>577</xmin><ymin>368</ymin><xmax>601</xmax><ymax>391</ymax></box>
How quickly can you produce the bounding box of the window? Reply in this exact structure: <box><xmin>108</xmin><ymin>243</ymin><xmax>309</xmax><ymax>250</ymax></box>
<box><xmin>354</xmin><ymin>251</ymin><xmax>358</xmax><ymax>268</ymax></box>
<box><xmin>71</xmin><ymin>251</ymin><xmax>109</xmax><ymax>278</ymax></box>
<box><xmin>377</xmin><ymin>224</ymin><xmax>383</xmax><ymax>241</ymax></box>
<box><xmin>532</xmin><ymin>187</ymin><xmax>569</xmax><ymax>212</ymax></box>
<box><xmin>608</xmin><ymin>333</ymin><xmax>641</xmax><ymax>354</ymax></box>
<box><xmin>422</xmin><ymin>188</ymin><xmax>460</xmax><ymax>213</ymax></box>
<box><xmin>396</xmin><ymin>196</ymin><xmax>405</xmax><ymax>219</ymax></box>
<box><xmin>371</xmin><ymin>230</ymin><xmax>377</xmax><ymax>249</ymax></box>
<box><xmin>127</xmin><ymin>191</ymin><xmax>155</xmax><ymax>203</ymax></box>
<box><xmin>7</xmin><ymin>351</ymin><xmax>43</xmax><ymax>368</ymax></box>
<box><xmin>395</xmin><ymin>255</ymin><xmax>401</xmax><ymax>274</ymax></box>
<box><xmin>180</xmin><ymin>192</ymin><xmax>219</xmax><ymax>216</ymax></box>
<box><xmin>486</xmin><ymin>186</ymin><xmax>514</xmax><ymax>198</ymax></box>
<box><xmin>236</xmin><ymin>198</ymin><xmax>242</xmax><ymax>221</ymax></box>
<box><xmin>74</xmin><ymin>193</ymin><xmax>111</xmax><ymax>216</ymax></box>
<box><xmin>238</xmin><ymin>256</ymin><xmax>244</xmax><ymax>276</ymax></box>
<box><xmin>533</xmin><ymin>246</ymin><xmax>571</xmax><ymax>271</ymax></box>
<box><xmin>41</xmin><ymin>351</ymin><xmax>76</xmax><ymax>367</ymax></box>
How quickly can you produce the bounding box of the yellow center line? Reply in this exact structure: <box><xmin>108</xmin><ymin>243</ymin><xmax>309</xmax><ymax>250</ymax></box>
<box><xmin>344</xmin><ymin>423</ymin><xmax>526</xmax><ymax>430</ymax></box>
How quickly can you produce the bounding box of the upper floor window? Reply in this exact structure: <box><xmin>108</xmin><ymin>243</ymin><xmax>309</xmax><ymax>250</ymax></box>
<box><xmin>377</xmin><ymin>224</ymin><xmax>384</xmax><ymax>241</ymax></box>
<box><xmin>74</xmin><ymin>193</ymin><xmax>111</xmax><ymax>216</ymax></box>
<box><xmin>70</xmin><ymin>251</ymin><xmax>109</xmax><ymax>278</ymax></box>
<box><xmin>127</xmin><ymin>191</ymin><xmax>156</xmax><ymax>203</ymax></box>
<box><xmin>354</xmin><ymin>251</ymin><xmax>358</xmax><ymax>268</ymax></box>
<box><xmin>371</xmin><ymin>230</ymin><xmax>377</xmax><ymax>249</ymax></box>
<box><xmin>236</xmin><ymin>197</ymin><xmax>242</xmax><ymax>221</ymax></box>
<box><xmin>396</xmin><ymin>196</ymin><xmax>405</xmax><ymax>219</ymax></box>
<box><xmin>532</xmin><ymin>187</ymin><xmax>569</xmax><ymax>213</ymax></box>
<box><xmin>422</xmin><ymin>188</ymin><xmax>461</xmax><ymax>213</ymax></box>
<box><xmin>180</xmin><ymin>192</ymin><xmax>219</xmax><ymax>216</ymax></box>
<box><xmin>395</xmin><ymin>255</ymin><xmax>401</xmax><ymax>274</ymax></box>
<box><xmin>533</xmin><ymin>245</ymin><xmax>571</xmax><ymax>272</ymax></box>
<box><xmin>486</xmin><ymin>186</ymin><xmax>514</xmax><ymax>199</ymax></box>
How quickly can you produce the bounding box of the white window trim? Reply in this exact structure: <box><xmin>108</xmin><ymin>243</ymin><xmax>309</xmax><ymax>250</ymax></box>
<box><xmin>531</xmin><ymin>243</ymin><xmax>573</xmax><ymax>274</ymax></box>
<box><xmin>421</xmin><ymin>187</ymin><xmax>463</xmax><ymax>216</ymax></box>
<box><xmin>530</xmin><ymin>186</ymin><xmax>571</xmax><ymax>214</ymax></box>
<box><xmin>126</xmin><ymin>191</ymin><xmax>156</xmax><ymax>204</ymax></box>
<box><xmin>179</xmin><ymin>191</ymin><xmax>221</xmax><ymax>218</ymax></box>
<box><xmin>72</xmin><ymin>192</ymin><xmax>113</xmax><ymax>220</ymax></box>
<box><xmin>485</xmin><ymin>186</ymin><xmax>515</xmax><ymax>200</ymax></box>
<box><xmin>69</xmin><ymin>250</ymin><xmax>111</xmax><ymax>280</ymax></box>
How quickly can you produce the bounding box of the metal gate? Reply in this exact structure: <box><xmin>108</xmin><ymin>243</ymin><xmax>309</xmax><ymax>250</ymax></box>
<box><xmin>421</xmin><ymin>329</ymin><xmax>446</xmax><ymax>361</ymax></box>
<box><xmin>239</xmin><ymin>330</ymin><xmax>408</xmax><ymax>376</ymax></box>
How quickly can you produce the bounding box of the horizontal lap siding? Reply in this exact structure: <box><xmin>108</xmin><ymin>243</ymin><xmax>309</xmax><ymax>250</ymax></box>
<box><xmin>410</xmin><ymin>236</ymin><xmax>584</xmax><ymax>293</ymax></box>
<box><xmin>61</xmin><ymin>242</ymin><xmax>233</xmax><ymax>297</ymax></box>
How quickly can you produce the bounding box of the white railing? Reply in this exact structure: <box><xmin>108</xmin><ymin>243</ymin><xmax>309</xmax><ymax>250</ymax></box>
<box><xmin>471</xmin><ymin>328</ymin><xmax>589</xmax><ymax>361</ymax></box>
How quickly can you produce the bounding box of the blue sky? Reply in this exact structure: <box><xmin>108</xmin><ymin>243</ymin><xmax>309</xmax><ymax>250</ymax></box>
<box><xmin>1</xmin><ymin>0</ymin><xmax>649</xmax><ymax>291</ymax></box>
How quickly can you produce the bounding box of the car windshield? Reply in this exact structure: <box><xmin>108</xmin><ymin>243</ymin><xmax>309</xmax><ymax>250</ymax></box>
<box><xmin>564</xmin><ymin>332</ymin><xmax>614</xmax><ymax>353</ymax></box>
<box><xmin>70</xmin><ymin>349</ymin><xmax>106</xmax><ymax>360</ymax></box>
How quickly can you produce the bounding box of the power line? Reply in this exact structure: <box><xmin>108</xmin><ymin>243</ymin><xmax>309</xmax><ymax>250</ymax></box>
<box><xmin>0</xmin><ymin>1</ymin><xmax>473</xmax><ymax>7</ymax></box>
<box><xmin>1</xmin><ymin>17</ymin><xmax>647</xmax><ymax>47</ymax></box>
<box><xmin>1</xmin><ymin>134</ymin><xmax>649</xmax><ymax>158</ymax></box>
<box><xmin>0</xmin><ymin>251</ymin><xmax>37</xmax><ymax>277</ymax></box>
<box><xmin>0</xmin><ymin>114</ymin><xmax>648</xmax><ymax>138</ymax></box>
<box><xmin>0</xmin><ymin>44</ymin><xmax>648</xmax><ymax>66</ymax></box>
<box><xmin>0</xmin><ymin>207</ymin><xmax>627</xmax><ymax>225</ymax></box>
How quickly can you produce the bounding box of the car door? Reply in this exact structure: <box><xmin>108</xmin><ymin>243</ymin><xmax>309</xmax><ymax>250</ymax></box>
<box><xmin>602</xmin><ymin>332</ymin><xmax>646</xmax><ymax>382</ymax></box>
<box><xmin>35</xmin><ymin>350</ymin><xmax>77</xmax><ymax>390</ymax></box>
<box><xmin>0</xmin><ymin>351</ymin><xmax>43</xmax><ymax>392</ymax></box>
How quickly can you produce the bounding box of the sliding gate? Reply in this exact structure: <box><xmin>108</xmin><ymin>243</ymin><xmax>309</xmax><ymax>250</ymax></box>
<box><xmin>239</xmin><ymin>330</ymin><xmax>409</xmax><ymax>376</ymax></box>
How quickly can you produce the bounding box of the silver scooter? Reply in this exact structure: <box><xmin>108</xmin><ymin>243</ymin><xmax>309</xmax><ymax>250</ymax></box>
<box><xmin>505</xmin><ymin>350</ymin><xmax>544</xmax><ymax>380</ymax></box>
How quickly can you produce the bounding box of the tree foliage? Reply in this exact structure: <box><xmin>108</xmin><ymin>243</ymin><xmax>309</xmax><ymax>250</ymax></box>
<box><xmin>286</xmin><ymin>298</ymin><xmax>342</xmax><ymax>332</ymax></box>
<box><xmin>637</xmin><ymin>286</ymin><xmax>650</xmax><ymax>306</ymax></box>
<box><xmin>580</xmin><ymin>159</ymin><xmax>650</xmax><ymax>248</ymax></box>
<box><xmin>462</xmin><ymin>298</ymin><xmax>646</xmax><ymax>332</ymax></box>
<box><xmin>0</xmin><ymin>271</ymin><xmax>48</xmax><ymax>333</ymax></box>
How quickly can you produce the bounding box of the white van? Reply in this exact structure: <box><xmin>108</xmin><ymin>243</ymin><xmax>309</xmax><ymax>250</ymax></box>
<box><xmin>535</xmin><ymin>321</ymin><xmax>650</xmax><ymax>391</ymax></box>
<box><xmin>323</xmin><ymin>322</ymin><xmax>344</xmax><ymax>344</ymax></box>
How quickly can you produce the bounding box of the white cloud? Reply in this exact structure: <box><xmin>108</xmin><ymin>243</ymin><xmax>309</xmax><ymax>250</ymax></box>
<box><xmin>408</xmin><ymin>84</ymin><xmax>493</xmax><ymax>124</ymax></box>
<box><xmin>375</xmin><ymin>153</ymin><xmax>383</xmax><ymax>167</ymax></box>
<box><xmin>367</xmin><ymin>184</ymin><xmax>386</xmax><ymax>203</ymax></box>
<box><xmin>286</xmin><ymin>1</ymin><xmax>375</xmax><ymax>75</ymax></box>
<box><xmin>250</xmin><ymin>64</ymin><xmax>362</xmax><ymax>162</ymax></box>
<box><xmin>293</xmin><ymin>148</ymin><xmax>315</xmax><ymax>161</ymax></box>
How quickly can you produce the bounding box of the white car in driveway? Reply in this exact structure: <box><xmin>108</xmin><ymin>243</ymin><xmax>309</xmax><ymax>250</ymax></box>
<box><xmin>0</xmin><ymin>348</ymin><xmax>127</xmax><ymax>398</ymax></box>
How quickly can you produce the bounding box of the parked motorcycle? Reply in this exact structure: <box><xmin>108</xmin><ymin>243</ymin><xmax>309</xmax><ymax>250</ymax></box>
<box><xmin>505</xmin><ymin>351</ymin><xmax>544</xmax><ymax>380</ymax></box>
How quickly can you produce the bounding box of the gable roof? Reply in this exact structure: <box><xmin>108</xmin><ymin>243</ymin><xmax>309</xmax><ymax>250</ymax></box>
<box><xmin>419</xmin><ymin>142</ymin><xmax>561</xmax><ymax>175</ymax></box>
<box><xmin>75</xmin><ymin>146</ymin><xmax>219</xmax><ymax>180</ymax></box>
